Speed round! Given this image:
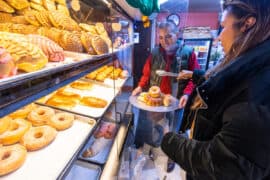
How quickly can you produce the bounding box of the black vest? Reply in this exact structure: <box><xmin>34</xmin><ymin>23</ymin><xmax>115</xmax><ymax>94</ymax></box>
<box><xmin>148</xmin><ymin>46</ymin><xmax>192</xmax><ymax>97</ymax></box>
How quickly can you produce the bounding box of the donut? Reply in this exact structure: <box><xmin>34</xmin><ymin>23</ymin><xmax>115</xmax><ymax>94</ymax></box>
<box><xmin>0</xmin><ymin>144</ymin><xmax>27</xmax><ymax>176</ymax></box>
<box><xmin>20</xmin><ymin>125</ymin><xmax>57</xmax><ymax>151</ymax></box>
<box><xmin>48</xmin><ymin>112</ymin><xmax>74</xmax><ymax>131</ymax></box>
<box><xmin>27</xmin><ymin>106</ymin><xmax>55</xmax><ymax>126</ymax></box>
<box><xmin>149</xmin><ymin>86</ymin><xmax>161</xmax><ymax>98</ymax></box>
<box><xmin>70</xmin><ymin>81</ymin><xmax>93</xmax><ymax>90</ymax></box>
<box><xmin>0</xmin><ymin>116</ymin><xmax>11</xmax><ymax>134</ymax></box>
<box><xmin>145</xmin><ymin>94</ymin><xmax>163</xmax><ymax>106</ymax></box>
<box><xmin>9</xmin><ymin>103</ymin><xmax>36</xmax><ymax>119</ymax></box>
<box><xmin>0</xmin><ymin>119</ymin><xmax>31</xmax><ymax>145</ymax></box>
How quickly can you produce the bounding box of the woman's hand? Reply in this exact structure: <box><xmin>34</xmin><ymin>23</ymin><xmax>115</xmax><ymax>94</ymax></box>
<box><xmin>132</xmin><ymin>86</ymin><xmax>142</xmax><ymax>96</ymax></box>
<box><xmin>177</xmin><ymin>70</ymin><xmax>193</xmax><ymax>80</ymax></box>
<box><xmin>179</xmin><ymin>94</ymin><xmax>189</xmax><ymax>108</ymax></box>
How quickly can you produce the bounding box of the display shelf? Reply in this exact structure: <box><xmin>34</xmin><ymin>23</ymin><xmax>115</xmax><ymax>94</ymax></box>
<box><xmin>0</xmin><ymin>112</ymin><xmax>98</xmax><ymax>180</ymax></box>
<box><xmin>0</xmin><ymin>56</ymin><xmax>113</xmax><ymax>118</ymax></box>
<box><xmin>100</xmin><ymin>112</ymin><xmax>133</xmax><ymax>179</ymax></box>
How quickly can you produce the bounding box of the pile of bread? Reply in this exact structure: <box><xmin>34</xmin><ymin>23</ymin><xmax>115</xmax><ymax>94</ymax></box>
<box><xmin>0</xmin><ymin>0</ymin><xmax>113</xmax><ymax>78</ymax></box>
<box><xmin>0</xmin><ymin>103</ymin><xmax>95</xmax><ymax>176</ymax></box>
<box><xmin>137</xmin><ymin>86</ymin><xmax>175</xmax><ymax>107</ymax></box>
<box><xmin>86</xmin><ymin>65</ymin><xmax>128</xmax><ymax>82</ymax></box>
<box><xmin>37</xmin><ymin>81</ymin><xmax>108</xmax><ymax>110</ymax></box>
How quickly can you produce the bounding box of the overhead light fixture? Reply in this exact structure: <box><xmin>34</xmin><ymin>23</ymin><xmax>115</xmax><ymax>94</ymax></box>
<box><xmin>102</xmin><ymin>0</ymin><xmax>111</xmax><ymax>7</ymax></box>
<box><xmin>159</xmin><ymin>0</ymin><xmax>168</xmax><ymax>5</ymax></box>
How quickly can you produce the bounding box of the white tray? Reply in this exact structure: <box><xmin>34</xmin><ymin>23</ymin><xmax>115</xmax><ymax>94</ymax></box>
<box><xmin>129</xmin><ymin>95</ymin><xmax>179</xmax><ymax>112</ymax></box>
<box><xmin>0</xmin><ymin>118</ymin><xmax>96</xmax><ymax>180</ymax></box>
<box><xmin>40</xmin><ymin>83</ymin><xmax>120</xmax><ymax>118</ymax></box>
<box><xmin>82</xmin><ymin>76</ymin><xmax>128</xmax><ymax>88</ymax></box>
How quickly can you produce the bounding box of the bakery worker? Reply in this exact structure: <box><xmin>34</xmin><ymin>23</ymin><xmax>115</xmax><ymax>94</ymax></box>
<box><xmin>131</xmin><ymin>20</ymin><xmax>200</xmax><ymax>172</ymax></box>
<box><xmin>161</xmin><ymin>0</ymin><xmax>270</xmax><ymax>179</ymax></box>
<box><xmin>132</xmin><ymin>21</ymin><xmax>199</xmax><ymax>106</ymax></box>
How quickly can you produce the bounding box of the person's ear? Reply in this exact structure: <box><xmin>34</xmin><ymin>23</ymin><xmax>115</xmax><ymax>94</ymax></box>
<box><xmin>241</xmin><ymin>16</ymin><xmax>256</xmax><ymax>32</ymax></box>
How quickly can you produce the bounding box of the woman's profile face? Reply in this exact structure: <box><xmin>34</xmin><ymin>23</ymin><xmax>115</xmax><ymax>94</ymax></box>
<box><xmin>159</xmin><ymin>27</ymin><xmax>178</xmax><ymax>53</ymax></box>
<box><xmin>218</xmin><ymin>10</ymin><xmax>241</xmax><ymax>55</ymax></box>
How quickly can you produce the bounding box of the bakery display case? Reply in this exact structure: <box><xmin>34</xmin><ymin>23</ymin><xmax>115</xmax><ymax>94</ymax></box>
<box><xmin>0</xmin><ymin>0</ymin><xmax>134</xmax><ymax>179</ymax></box>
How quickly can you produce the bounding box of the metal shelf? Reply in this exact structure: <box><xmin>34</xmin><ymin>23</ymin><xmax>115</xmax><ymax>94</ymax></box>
<box><xmin>0</xmin><ymin>55</ymin><xmax>114</xmax><ymax>118</ymax></box>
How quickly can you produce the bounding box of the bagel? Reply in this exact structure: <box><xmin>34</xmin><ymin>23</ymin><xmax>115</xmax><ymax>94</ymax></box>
<box><xmin>0</xmin><ymin>144</ymin><xmax>27</xmax><ymax>176</ymax></box>
<box><xmin>20</xmin><ymin>125</ymin><xmax>57</xmax><ymax>151</ymax></box>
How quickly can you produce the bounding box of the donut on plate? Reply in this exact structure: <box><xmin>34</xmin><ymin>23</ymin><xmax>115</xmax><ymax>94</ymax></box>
<box><xmin>149</xmin><ymin>86</ymin><xmax>161</xmax><ymax>98</ymax></box>
<box><xmin>0</xmin><ymin>144</ymin><xmax>27</xmax><ymax>176</ymax></box>
<box><xmin>20</xmin><ymin>125</ymin><xmax>57</xmax><ymax>151</ymax></box>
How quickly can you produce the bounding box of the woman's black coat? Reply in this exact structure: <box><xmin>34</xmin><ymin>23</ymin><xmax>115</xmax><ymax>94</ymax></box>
<box><xmin>161</xmin><ymin>39</ymin><xmax>270</xmax><ymax>180</ymax></box>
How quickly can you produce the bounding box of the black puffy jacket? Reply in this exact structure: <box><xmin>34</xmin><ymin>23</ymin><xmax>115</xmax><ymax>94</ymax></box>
<box><xmin>161</xmin><ymin>39</ymin><xmax>270</xmax><ymax>180</ymax></box>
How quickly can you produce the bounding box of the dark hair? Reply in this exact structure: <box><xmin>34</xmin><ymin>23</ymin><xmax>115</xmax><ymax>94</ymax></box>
<box><xmin>192</xmin><ymin>0</ymin><xmax>270</xmax><ymax>109</ymax></box>
<box><xmin>206</xmin><ymin>0</ymin><xmax>270</xmax><ymax>78</ymax></box>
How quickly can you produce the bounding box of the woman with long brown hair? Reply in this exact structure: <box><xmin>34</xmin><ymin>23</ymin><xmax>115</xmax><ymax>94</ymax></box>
<box><xmin>161</xmin><ymin>0</ymin><xmax>270</xmax><ymax>179</ymax></box>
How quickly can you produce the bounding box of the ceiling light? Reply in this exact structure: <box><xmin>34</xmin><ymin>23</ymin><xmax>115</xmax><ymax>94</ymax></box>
<box><xmin>159</xmin><ymin>0</ymin><xmax>168</xmax><ymax>5</ymax></box>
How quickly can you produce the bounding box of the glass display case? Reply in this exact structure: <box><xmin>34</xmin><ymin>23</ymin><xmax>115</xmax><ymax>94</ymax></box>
<box><xmin>0</xmin><ymin>0</ymin><xmax>134</xmax><ymax>179</ymax></box>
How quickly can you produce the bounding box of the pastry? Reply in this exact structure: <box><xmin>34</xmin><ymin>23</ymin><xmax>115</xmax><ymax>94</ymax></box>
<box><xmin>91</xmin><ymin>35</ymin><xmax>109</xmax><ymax>55</ymax></box>
<box><xmin>0</xmin><ymin>0</ymin><xmax>14</xmax><ymax>13</ymax></box>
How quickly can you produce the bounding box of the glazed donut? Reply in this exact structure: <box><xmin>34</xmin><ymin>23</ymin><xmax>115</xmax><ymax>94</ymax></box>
<box><xmin>149</xmin><ymin>86</ymin><xmax>161</xmax><ymax>98</ymax></box>
<box><xmin>9</xmin><ymin>103</ymin><xmax>36</xmax><ymax>119</ymax></box>
<box><xmin>48</xmin><ymin>112</ymin><xmax>74</xmax><ymax>131</ymax></box>
<box><xmin>27</xmin><ymin>106</ymin><xmax>55</xmax><ymax>126</ymax></box>
<box><xmin>145</xmin><ymin>94</ymin><xmax>163</xmax><ymax>106</ymax></box>
<box><xmin>0</xmin><ymin>116</ymin><xmax>11</xmax><ymax>134</ymax></box>
<box><xmin>0</xmin><ymin>119</ymin><xmax>31</xmax><ymax>145</ymax></box>
<box><xmin>0</xmin><ymin>144</ymin><xmax>27</xmax><ymax>176</ymax></box>
<box><xmin>70</xmin><ymin>81</ymin><xmax>93</xmax><ymax>90</ymax></box>
<box><xmin>20</xmin><ymin>125</ymin><xmax>57</xmax><ymax>151</ymax></box>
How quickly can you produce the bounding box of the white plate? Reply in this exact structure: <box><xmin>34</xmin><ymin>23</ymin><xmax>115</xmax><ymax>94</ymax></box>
<box><xmin>129</xmin><ymin>95</ymin><xmax>179</xmax><ymax>112</ymax></box>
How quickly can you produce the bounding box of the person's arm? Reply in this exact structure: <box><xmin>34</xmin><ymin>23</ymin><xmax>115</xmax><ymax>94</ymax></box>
<box><xmin>132</xmin><ymin>54</ymin><xmax>152</xmax><ymax>96</ymax></box>
<box><xmin>179</xmin><ymin>52</ymin><xmax>200</xmax><ymax>108</ymax></box>
<box><xmin>183</xmin><ymin>51</ymin><xmax>200</xmax><ymax>95</ymax></box>
<box><xmin>138</xmin><ymin>54</ymin><xmax>152</xmax><ymax>88</ymax></box>
<box><xmin>161</xmin><ymin>103</ymin><xmax>267</xmax><ymax>179</ymax></box>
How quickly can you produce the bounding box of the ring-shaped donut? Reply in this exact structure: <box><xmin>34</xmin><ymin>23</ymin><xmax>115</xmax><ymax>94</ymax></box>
<box><xmin>20</xmin><ymin>125</ymin><xmax>57</xmax><ymax>151</ymax></box>
<box><xmin>0</xmin><ymin>144</ymin><xmax>27</xmax><ymax>176</ymax></box>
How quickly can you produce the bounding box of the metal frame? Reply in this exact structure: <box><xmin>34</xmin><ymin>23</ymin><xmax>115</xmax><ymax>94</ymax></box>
<box><xmin>0</xmin><ymin>56</ymin><xmax>113</xmax><ymax>118</ymax></box>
